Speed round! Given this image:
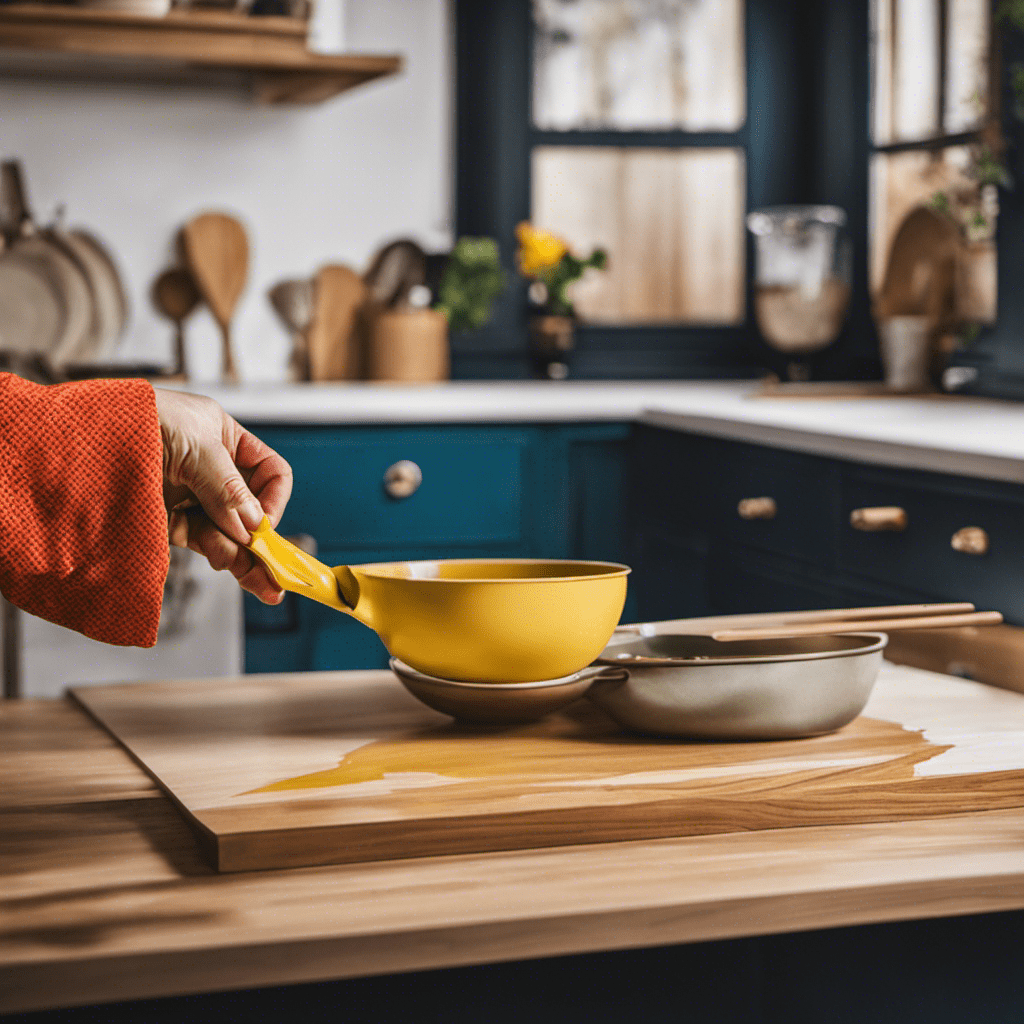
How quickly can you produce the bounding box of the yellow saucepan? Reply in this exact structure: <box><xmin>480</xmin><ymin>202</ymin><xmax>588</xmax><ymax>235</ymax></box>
<box><xmin>247</xmin><ymin>517</ymin><xmax>630</xmax><ymax>683</ymax></box>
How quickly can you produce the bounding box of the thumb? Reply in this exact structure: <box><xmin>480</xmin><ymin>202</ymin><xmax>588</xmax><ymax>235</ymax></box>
<box><xmin>186</xmin><ymin>442</ymin><xmax>266</xmax><ymax>546</ymax></box>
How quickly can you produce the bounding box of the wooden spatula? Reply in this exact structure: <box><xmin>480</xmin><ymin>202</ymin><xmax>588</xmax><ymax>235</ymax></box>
<box><xmin>307</xmin><ymin>264</ymin><xmax>367</xmax><ymax>380</ymax></box>
<box><xmin>180</xmin><ymin>213</ymin><xmax>248</xmax><ymax>384</ymax></box>
<box><xmin>152</xmin><ymin>268</ymin><xmax>201</xmax><ymax>379</ymax></box>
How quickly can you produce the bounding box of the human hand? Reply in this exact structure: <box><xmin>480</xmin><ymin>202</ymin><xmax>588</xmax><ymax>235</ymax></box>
<box><xmin>154</xmin><ymin>389</ymin><xmax>292</xmax><ymax>604</ymax></box>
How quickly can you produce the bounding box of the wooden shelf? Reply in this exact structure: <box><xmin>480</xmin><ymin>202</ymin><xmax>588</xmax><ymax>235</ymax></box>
<box><xmin>0</xmin><ymin>4</ymin><xmax>402</xmax><ymax>104</ymax></box>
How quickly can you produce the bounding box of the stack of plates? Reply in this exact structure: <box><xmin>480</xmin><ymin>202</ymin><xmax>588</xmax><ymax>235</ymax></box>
<box><xmin>0</xmin><ymin>162</ymin><xmax>130</xmax><ymax>376</ymax></box>
<box><xmin>0</xmin><ymin>225</ymin><xmax>129</xmax><ymax>374</ymax></box>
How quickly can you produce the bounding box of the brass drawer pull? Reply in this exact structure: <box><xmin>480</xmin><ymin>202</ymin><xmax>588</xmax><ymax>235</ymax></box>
<box><xmin>951</xmin><ymin>526</ymin><xmax>989</xmax><ymax>555</ymax></box>
<box><xmin>737</xmin><ymin>497</ymin><xmax>777</xmax><ymax>520</ymax></box>
<box><xmin>850</xmin><ymin>506</ymin><xmax>908</xmax><ymax>532</ymax></box>
<box><xmin>383</xmin><ymin>460</ymin><xmax>423</xmax><ymax>500</ymax></box>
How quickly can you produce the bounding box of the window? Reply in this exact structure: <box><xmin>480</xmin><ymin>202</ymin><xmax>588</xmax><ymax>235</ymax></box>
<box><xmin>869</xmin><ymin>0</ymin><xmax>997</xmax><ymax>324</ymax></box>
<box><xmin>454</xmin><ymin>0</ymin><xmax>842</xmax><ymax>379</ymax></box>
<box><xmin>529</xmin><ymin>0</ymin><xmax>747</xmax><ymax>326</ymax></box>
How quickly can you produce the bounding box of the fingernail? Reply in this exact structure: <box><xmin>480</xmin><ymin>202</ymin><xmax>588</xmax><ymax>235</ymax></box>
<box><xmin>237</xmin><ymin>499</ymin><xmax>265</xmax><ymax>532</ymax></box>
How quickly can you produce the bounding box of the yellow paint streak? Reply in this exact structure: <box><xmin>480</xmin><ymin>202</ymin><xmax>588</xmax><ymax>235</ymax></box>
<box><xmin>244</xmin><ymin>713</ymin><xmax>946</xmax><ymax>797</ymax></box>
<box><xmin>247</xmin><ymin>715</ymin><xmax>604</xmax><ymax>793</ymax></box>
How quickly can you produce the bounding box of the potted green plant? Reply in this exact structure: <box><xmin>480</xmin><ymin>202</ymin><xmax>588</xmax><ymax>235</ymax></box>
<box><xmin>514</xmin><ymin>222</ymin><xmax>607</xmax><ymax>379</ymax></box>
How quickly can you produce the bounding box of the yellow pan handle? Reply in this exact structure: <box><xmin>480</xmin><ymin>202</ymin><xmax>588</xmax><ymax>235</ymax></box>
<box><xmin>247</xmin><ymin>517</ymin><xmax>356</xmax><ymax>612</ymax></box>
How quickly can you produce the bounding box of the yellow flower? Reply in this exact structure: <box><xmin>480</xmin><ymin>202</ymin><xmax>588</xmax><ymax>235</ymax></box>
<box><xmin>515</xmin><ymin>222</ymin><xmax>568</xmax><ymax>277</ymax></box>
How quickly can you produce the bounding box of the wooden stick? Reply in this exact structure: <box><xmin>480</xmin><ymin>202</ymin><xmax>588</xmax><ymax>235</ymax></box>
<box><xmin>768</xmin><ymin>602</ymin><xmax>975</xmax><ymax>624</ymax></box>
<box><xmin>712</xmin><ymin>611</ymin><xmax>1004</xmax><ymax>642</ymax></box>
<box><xmin>615</xmin><ymin>603</ymin><xmax>978</xmax><ymax>636</ymax></box>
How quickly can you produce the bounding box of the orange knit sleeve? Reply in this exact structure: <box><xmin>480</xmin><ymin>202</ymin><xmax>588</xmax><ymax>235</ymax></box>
<box><xmin>0</xmin><ymin>373</ymin><xmax>169</xmax><ymax>647</ymax></box>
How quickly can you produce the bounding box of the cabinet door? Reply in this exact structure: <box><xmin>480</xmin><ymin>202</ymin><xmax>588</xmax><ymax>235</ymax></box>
<box><xmin>708</xmin><ymin>544</ymin><xmax>839</xmax><ymax>615</ymax></box>
<box><xmin>633</xmin><ymin>528</ymin><xmax>714</xmax><ymax>622</ymax></box>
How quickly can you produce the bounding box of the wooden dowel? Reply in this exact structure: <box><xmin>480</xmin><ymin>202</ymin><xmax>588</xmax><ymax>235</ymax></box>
<box><xmin>771</xmin><ymin>602</ymin><xmax>976</xmax><ymax>624</ymax></box>
<box><xmin>712</xmin><ymin>611</ymin><xmax>1004</xmax><ymax>642</ymax></box>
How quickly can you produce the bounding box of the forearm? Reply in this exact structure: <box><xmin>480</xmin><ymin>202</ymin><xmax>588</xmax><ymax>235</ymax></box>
<box><xmin>0</xmin><ymin>374</ymin><xmax>169</xmax><ymax>646</ymax></box>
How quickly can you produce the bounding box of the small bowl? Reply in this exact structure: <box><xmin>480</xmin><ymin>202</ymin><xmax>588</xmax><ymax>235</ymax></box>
<box><xmin>390</xmin><ymin>659</ymin><xmax>616</xmax><ymax>725</ymax></box>
<box><xmin>590</xmin><ymin>632</ymin><xmax>888</xmax><ymax>739</ymax></box>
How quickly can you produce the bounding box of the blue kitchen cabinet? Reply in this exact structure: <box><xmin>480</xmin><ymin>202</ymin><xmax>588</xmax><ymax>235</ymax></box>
<box><xmin>630</xmin><ymin>424</ymin><xmax>1024</xmax><ymax>627</ymax></box>
<box><xmin>242</xmin><ymin>422</ymin><xmax>633</xmax><ymax>674</ymax></box>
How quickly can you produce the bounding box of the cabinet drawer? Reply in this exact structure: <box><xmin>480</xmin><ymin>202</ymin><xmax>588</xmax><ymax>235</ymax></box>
<box><xmin>253</xmin><ymin>427</ymin><xmax>529</xmax><ymax>549</ymax></box>
<box><xmin>706</xmin><ymin>438</ymin><xmax>839</xmax><ymax>568</ymax></box>
<box><xmin>839</xmin><ymin>468</ymin><xmax>1024</xmax><ymax>623</ymax></box>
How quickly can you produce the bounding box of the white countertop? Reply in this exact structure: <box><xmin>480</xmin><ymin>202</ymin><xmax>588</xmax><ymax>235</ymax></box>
<box><xmin>183</xmin><ymin>380</ymin><xmax>1024</xmax><ymax>485</ymax></box>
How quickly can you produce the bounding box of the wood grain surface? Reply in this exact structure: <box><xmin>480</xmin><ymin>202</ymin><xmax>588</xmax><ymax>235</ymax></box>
<box><xmin>306</xmin><ymin>264</ymin><xmax>366</xmax><ymax>380</ymax></box>
<box><xmin>7</xmin><ymin>673</ymin><xmax>1024</xmax><ymax>1014</ymax></box>
<box><xmin>70</xmin><ymin>665</ymin><xmax>1024</xmax><ymax>873</ymax></box>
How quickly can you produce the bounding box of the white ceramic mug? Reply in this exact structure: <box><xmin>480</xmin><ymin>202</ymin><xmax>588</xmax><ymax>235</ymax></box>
<box><xmin>878</xmin><ymin>315</ymin><xmax>933</xmax><ymax>393</ymax></box>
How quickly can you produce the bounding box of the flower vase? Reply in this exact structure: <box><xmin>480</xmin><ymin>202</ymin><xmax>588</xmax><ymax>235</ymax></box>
<box><xmin>529</xmin><ymin>314</ymin><xmax>575</xmax><ymax>379</ymax></box>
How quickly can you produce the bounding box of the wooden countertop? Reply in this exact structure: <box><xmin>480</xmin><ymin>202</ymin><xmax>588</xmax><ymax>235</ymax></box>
<box><xmin>5</xmin><ymin>688</ymin><xmax>1024</xmax><ymax>1015</ymax></box>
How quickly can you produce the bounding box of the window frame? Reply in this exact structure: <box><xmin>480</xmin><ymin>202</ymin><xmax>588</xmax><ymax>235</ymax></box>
<box><xmin>452</xmin><ymin>0</ymin><xmax>869</xmax><ymax>381</ymax></box>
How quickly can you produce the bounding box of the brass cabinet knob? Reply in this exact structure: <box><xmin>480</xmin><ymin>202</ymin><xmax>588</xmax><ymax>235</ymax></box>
<box><xmin>850</xmin><ymin>506</ymin><xmax>908</xmax><ymax>532</ymax></box>
<box><xmin>383</xmin><ymin>460</ymin><xmax>423</xmax><ymax>500</ymax></box>
<box><xmin>737</xmin><ymin>497</ymin><xmax>777</xmax><ymax>520</ymax></box>
<box><xmin>951</xmin><ymin>526</ymin><xmax>989</xmax><ymax>555</ymax></box>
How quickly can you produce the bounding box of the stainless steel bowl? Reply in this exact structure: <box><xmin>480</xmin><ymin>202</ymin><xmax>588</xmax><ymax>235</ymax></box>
<box><xmin>590</xmin><ymin>632</ymin><xmax>888</xmax><ymax>739</ymax></box>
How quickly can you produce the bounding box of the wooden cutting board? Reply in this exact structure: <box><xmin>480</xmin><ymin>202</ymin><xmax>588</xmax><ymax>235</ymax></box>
<box><xmin>70</xmin><ymin>664</ymin><xmax>1024</xmax><ymax>873</ymax></box>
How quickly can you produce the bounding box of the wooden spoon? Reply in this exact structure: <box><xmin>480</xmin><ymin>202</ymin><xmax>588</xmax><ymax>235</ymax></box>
<box><xmin>152</xmin><ymin>268</ymin><xmax>201</xmax><ymax>379</ymax></box>
<box><xmin>268</xmin><ymin>278</ymin><xmax>315</xmax><ymax>381</ymax></box>
<box><xmin>180</xmin><ymin>213</ymin><xmax>248</xmax><ymax>384</ymax></box>
<box><xmin>875</xmin><ymin>206</ymin><xmax>960</xmax><ymax>322</ymax></box>
<box><xmin>307</xmin><ymin>264</ymin><xmax>367</xmax><ymax>380</ymax></box>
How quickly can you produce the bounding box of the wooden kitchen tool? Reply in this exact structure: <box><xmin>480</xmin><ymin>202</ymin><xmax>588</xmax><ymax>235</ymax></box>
<box><xmin>710</xmin><ymin>609</ymin><xmax>1002</xmax><ymax>642</ymax></box>
<box><xmin>875</xmin><ymin>206</ymin><xmax>960</xmax><ymax>322</ymax></box>
<box><xmin>152</xmin><ymin>267</ymin><xmax>201</xmax><ymax>379</ymax></box>
<box><xmin>306</xmin><ymin>263</ymin><xmax>366</xmax><ymax>380</ymax></box>
<box><xmin>268</xmin><ymin>277</ymin><xmax>315</xmax><ymax>381</ymax></box>
<box><xmin>180</xmin><ymin>212</ymin><xmax>248</xmax><ymax>384</ymax></box>
<box><xmin>72</xmin><ymin>663</ymin><xmax>1024</xmax><ymax>872</ymax></box>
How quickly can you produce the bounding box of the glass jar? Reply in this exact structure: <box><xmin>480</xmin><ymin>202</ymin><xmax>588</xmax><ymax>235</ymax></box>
<box><xmin>747</xmin><ymin>205</ymin><xmax>851</xmax><ymax>358</ymax></box>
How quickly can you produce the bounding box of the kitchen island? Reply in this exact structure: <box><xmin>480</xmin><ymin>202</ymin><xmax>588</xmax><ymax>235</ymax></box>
<box><xmin>4</xmin><ymin>661</ymin><xmax>1024</xmax><ymax>1021</ymax></box>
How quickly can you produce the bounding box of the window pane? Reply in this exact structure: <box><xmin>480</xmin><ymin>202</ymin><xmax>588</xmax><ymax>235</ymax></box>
<box><xmin>531</xmin><ymin>146</ymin><xmax>745</xmax><ymax>324</ymax></box>
<box><xmin>870</xmin><ymin>147</ymin><xmax>996</xmax><ymax>322</ymax></box>
<box><xmin>532</xmin><ymin>0</ymin><xmax>745</xmax><ymax>131</ymax></box>
<box><xmin>872</xmin><ymin>0</ymin><xmax>941</xmax><ymax>143</ymax></box>
<box><xmin>873</xmin><ymin>0</ymin><xmax>992</xmax><ymax>144</ymax></box>
<box><xmin>945</xmin><ymin>0</ymin><xmax>990</xmax><ymax>134</ymax></box>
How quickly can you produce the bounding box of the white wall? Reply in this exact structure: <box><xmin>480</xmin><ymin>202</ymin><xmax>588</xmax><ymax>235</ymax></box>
<box><xmin>0</xmin><ymin>0</ymin><xmax>453</xmax><ymax>382</ymax></box>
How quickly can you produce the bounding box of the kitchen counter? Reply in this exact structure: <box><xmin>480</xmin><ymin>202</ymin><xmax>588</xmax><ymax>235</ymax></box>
<box><xmin>183</xmin><ymin>381</ymin><xmax>1024</xmax><ymax>485</ymax></box>
<box><xmin>5</xmin><ymin>662</ymin><xmax>1024</xmax><ymax>1015</ymax></box>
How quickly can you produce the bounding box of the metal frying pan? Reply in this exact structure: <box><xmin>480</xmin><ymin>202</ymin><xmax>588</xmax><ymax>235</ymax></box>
<box><xmin>587</xmin><ymin>632</ymin><xmax>888</xmax><ymax>739</ymax></box>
